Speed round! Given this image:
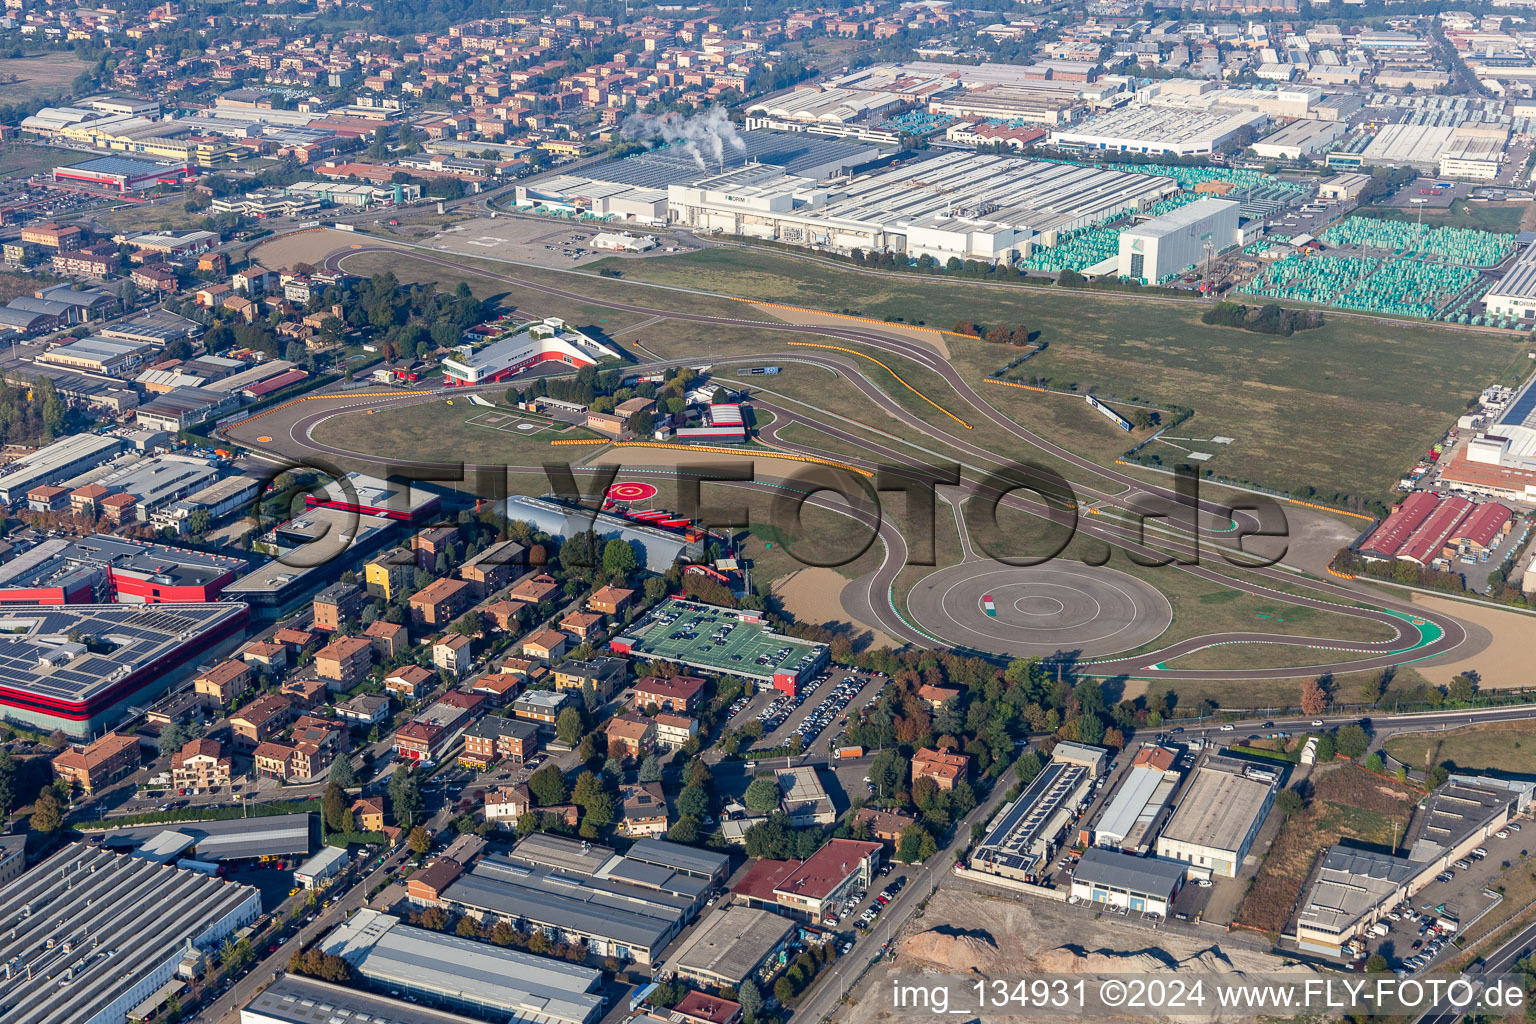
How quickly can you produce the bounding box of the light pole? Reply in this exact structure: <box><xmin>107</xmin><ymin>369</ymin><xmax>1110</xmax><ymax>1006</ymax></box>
<box><xmin>1204</xmin><ymin>240</ymin><xmax>1214</xmax><ymax>299</ymax></box>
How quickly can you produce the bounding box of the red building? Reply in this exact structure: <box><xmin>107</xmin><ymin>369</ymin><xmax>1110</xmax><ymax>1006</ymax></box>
<box><xmin>0</xmin><ymin>535</ymin><xmax>246</xmax><ymax>605</ymax></box>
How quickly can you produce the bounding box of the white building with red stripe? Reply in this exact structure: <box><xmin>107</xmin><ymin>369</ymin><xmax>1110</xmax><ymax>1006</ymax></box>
<box><xmin>442</xmin><ymin>317</ymin><xmax>619</xmax><ymax>386</ymax></box>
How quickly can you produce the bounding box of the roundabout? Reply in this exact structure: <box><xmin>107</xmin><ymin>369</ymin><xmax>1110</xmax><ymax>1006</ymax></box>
<box><xmin>907</xmin><ymin>561</ymin><xmax>1174</xmax><ymax>659</ymax></box>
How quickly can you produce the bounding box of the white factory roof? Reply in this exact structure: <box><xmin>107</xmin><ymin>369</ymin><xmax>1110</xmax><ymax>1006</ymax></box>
<box><xmin>1050</xmin><ymin>106</ymin><xmax>1265</xmax><ymax>151</ymax></box>
<box><xmin>747</xmin><ymin>87</ymin><xmax>905</xmax><ymax>123</ymax></box>
<box><xmin>1361</xmin><ymin>123</ymin><xmax>1457</xmax><ymax>164</ymax></box>
<box><xmin>1123</xmin><ymin>197</ymin><xmax>1239</xmax><ymax>240</ymax></box>
<box><xmin>320</xmin><ymin>909</ymin><xmax>604</xmax><ymax>1024</ymax></box>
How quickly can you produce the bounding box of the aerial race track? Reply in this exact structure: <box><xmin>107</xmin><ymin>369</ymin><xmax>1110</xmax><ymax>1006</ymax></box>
<box><xmin>216</xmin><ymin>238</ymin><xmax>1474</xmax><ymax>682</ymax></box>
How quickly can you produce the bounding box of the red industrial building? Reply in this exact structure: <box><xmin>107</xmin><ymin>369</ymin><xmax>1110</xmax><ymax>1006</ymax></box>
<box><xmin>1358</xmin><ymin>492</ymin><xmax>1440</xmax><ymax>560</ymax></box>
<box><xmin>52</xmin><ymin>156</ymin><xmax>194</xmax><ymax>193</ymax></box>
<box><xmin>0</xmin><ymin>535</ymin><xmax>246</xmax><ymax>605</ymax></box>
<box><xmin>302</xmin><ymin>471</ymin><xmax>441</xmax><ymax>524</ymax></box>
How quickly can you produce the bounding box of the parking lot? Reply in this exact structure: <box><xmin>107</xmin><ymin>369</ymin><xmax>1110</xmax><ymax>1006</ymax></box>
<box><xmin>1369</xmin><ymin>822</ymin><xmax>1529</xmax><ymax>974</ymax></box>
<box><xmin>750</xmin><ymin>670</ymin><xmax>888</xmax><ymax>753</ymax></box>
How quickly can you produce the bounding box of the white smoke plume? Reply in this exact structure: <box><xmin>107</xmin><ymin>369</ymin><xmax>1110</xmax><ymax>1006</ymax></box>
<box><xmin>620</xmin><ymin>106</ymin><xmax>747</xmax><ymax>171</ymax></box>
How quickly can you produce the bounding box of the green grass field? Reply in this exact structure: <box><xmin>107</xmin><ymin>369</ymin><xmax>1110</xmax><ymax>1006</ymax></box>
<box><xmin>1384</xmin><ymin>719</ymin><xmax>1536</xmax><ymax>775</ymax></box>
<box><xmin>586</xmin><ymin>246</ymin><xmax>1526</xmax><ymax>505</ymax></box>
<box><xmin>0</xmin><ymin>144</ymin><xmax>85</xmax><ymax>178</ymax></box>
<box><xmin>0</xmin><ymin>55</ymin><xmax>90</xmax><ymax>105</ymax></box>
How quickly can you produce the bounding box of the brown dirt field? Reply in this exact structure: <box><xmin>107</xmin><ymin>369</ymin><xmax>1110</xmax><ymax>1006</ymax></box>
<box><xmin>746</xmin><ymin>301</ymin><xmax>951</xmax><ymax>359</ymax></box>
<box><xmin>583</xmin><ymin>443</ymin><xmax>870</xmax><ymax>484</ymax></box>
<box><xmin>1235</xmin><ymin>763</ymin><xmax>1417</xmax><ymax>935</ymax></box>
<box><xmin>1409</xmin><ymin>594</ymin><xmax>1535</xmax><ymax>688</ymax></box>
<box><xmin>771</xmin><ymin>567</ymin><xmax>897</xmax><ymax>649</ymax></box>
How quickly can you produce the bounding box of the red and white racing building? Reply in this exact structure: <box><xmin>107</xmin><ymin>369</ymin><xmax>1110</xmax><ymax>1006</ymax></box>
<box><xmin>441</xmin><ymin>316</ymin><xmax>619</xmax><ymax>386</ymax></box>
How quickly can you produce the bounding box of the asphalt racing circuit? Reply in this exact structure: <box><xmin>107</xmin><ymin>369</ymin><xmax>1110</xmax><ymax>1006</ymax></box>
<box><xmin>217</xmin><ymin>235</ymin><xmax>1482</xmax><ymax>683</ymax></box>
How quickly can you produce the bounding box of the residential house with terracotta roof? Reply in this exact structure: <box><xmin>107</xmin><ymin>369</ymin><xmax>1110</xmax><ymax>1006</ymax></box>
<box><xmin>521</xmin><ymin>628</ymin><xmax>567</xmax><ymax>661</ymax></box>
<box><xmin>229</xmin><ymin>693</ymin><xmax>295</xmax><ymax>752</ymax></box>
<box><xmin>470</xmin><ymin>673</ymin><xmax>520</xmax><ymax>706</ymax></box>
<box><xmin>364</xmin><ymin>619</ymin><xmax>408</xmax><ymax>659</ymax></box>
<box><xmin>634</xmin><ymin>675</ymin><xmax>705</xmax><ymax>714</ymax></box>
<box><xmin>674</xmin><ymin>992</ymin><xmax>743</xmax><ymax>1024</ymax></box>
<box><xmin>851</xmin><ymin>806</ymin><xmax>918</xmax><ymax>845</ymax></box>
<box><xmin>432</xmin><ymin>632</ymin><xmax>474</xmax><ymax>678</ymax></box>
<box><xmin>654</xmin><ymin>712</ymin><xmax>698</xmax><ymax>752</ymax></box>
<box><xmin>559</xmin><ymin>610</ymin><xmax>605</xmax><ymax>641</ymax></box>
<box><xmin>52</xmin><ymin>732</ymin><xmax>141</xmax><ymax>793</ymax></box>
<box><xmin>281</xmin><ymin>676</ymin><xmax>329</xmax><ymax>709</ymax></box>
<box><xmin>411</xmin><ymin>525</ymin><xmax>459</xmax><ymax>570</ymax></box>
<box><xmin>385</xmin><ymin>664</ymin><xmax>436</xmax><ymax>702</ymax></box>
<box><xmin>171</xmin><ymin>737</ymin><xmax>231</xmax><ymax>791</ymax></box>
<box><xmin>484</xmin><ymin>784</ymin><xmax>533</xmax><ymax>821</ymax></box>
<box><xmin>194</xmin><ymin>659</ymin><xmax>252</xmax><ymax>708</ymax></box>
<box><xmin>587</xmin><ymin>584</ymin><xmax>635</xmax><ymax>615</ymax></box>
<box><xmin>506</xmin><ymin>572</ymin><xmax>559</xmax><ymax>606</ymax></box>
<box><xmin>606</xmin><ymin>713</ymin><xmax>656</xmax><ymax>761</ymax></box>
<box><xmin>315</xmin><ymin>635</ymin><xmax>374</xmax><ymax>690</ymax></box>
<box><xmin>335</xmin><ymin>693</ymin><xmax>391</xmax><ymax>727</ymax></box>
<box><xmin>911</xmin><ymin>746</ymin><xmax>970</xmax><ymax>791</ymax></box>
<box><xmin>409</xmin><ymin>577</ymin><xmax>474</xmax><ymax>630</ymax></box>
<box><xmin>240</xmin><ymin>640</ymin><xmax>289</xmax><ymax>674</ymax></box>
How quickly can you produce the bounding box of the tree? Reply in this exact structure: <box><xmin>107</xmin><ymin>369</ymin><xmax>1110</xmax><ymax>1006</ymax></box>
<box><xmin>1300</xmin><ymin>677</ymin><xmax>1330</xmax><ymax>716</ymax></box>
<box><xmin>528</xmin><ymin>764</ymin><xmax>569</xmax><ymax>806</ymax></box>
<box><xmin>1013</xmin><ymin>751</ymin><xmax>1043</xmax><ymax>786</ymax></box>
<box><xmin>743</xmin><ymin>777</ymin><xmax>781</xmax><ymax>814</ymax></box>
<box><xmin>739</xmin><ymin>980</ymin><xmax>763</xmax><ymax>1023</ymax></box>
<box><xmin>868</xmin><ymin>748</ymin><xmax>907</xmax><ymax>801</ymax></box>
<box><xmin>677</xmin><ymin>784</ymin><xmax>709</xmax><ymax>820</ymax></box>
<box><xmin>556</xmin><ymin>706</ymin><xmax>584</xmax><ymax>747</ymax></box>
<box><xmin>323</xmin><ymin>782</ymin><xmax>350</xmax><ymax>834</ymax></box>
<box><xmin>1448</xmin><ymin>673</ymin><xmax>1478</xmax><ymax>703</ymax></box>
<box><xmin>388</xmin><ymin>769</ymin><xmax>424</xmax><ymax>830</ymax></box>
<box><xmin>407</xmin><ymin>825</ymin><xmax>432</xmax><ymax>856</ymax></box>
<box><xmin>157</xmin><ymin>720</ymin><xmax>187</xmax><ymax>757</ymax></box>
<box><xmin>896</xmin><ymin>824</ymin><xmax>938</xmax><ymax>863</ymax></box>
<box><xmin>327</xmin><ymin>754</ymin><xmax>356</xmax><ymax>789</ymax></box>
<box><xmin>30</xmin><ymin>788</ymin><xmax>62</xmax><ymax>833</ymax></box>
<box><xmin>774</xmin><ymin>977</ymin><xmax>795</xmax><ymax>1006</ymax></box>
<box><xmin>1334</xmin><ymin>724</ymin><xmax>1369</xmax><ymax>760</ymax></box>
<box><xmin>637</xmin><ymin>754</ymin><xmax>663</xmax><ymax>783</ymax></box>
<box><xmin>1365</xmin><ymin>752</ymin><xmax>1384</xmax><ymax>773</ymax></box>
<box><xmin>1427</xmin><ymin>763</ymin><xmax>1451</xmax><ymax>790</ymax></box>
<box><xmin>667</xmin><ymin>816</ymin><xmax>699</xmax><ymax>843</ymax></box>
<box><xmin>602</xmin><ymin>539</ymin><xmax>638</xmax><ymax>579</ymax></box>
<box><xmin>1314</xmin><ymin>733</ymin><xmax>1336</xmax><ymax>762</ymax></box>
<box><xmin>1275</xmin><ymin>788</ymin><xmax>1303</xmax><ymax>817</ymax></box>
<box><xmin>1366</xmin><ymin>953</ymin><xmax>1390</xmax><ymax>973</ymax></box>
<box><xmin>0</xmin><ymin>748</ymin><xmax>14</xmax><ymax>815</ymax></box>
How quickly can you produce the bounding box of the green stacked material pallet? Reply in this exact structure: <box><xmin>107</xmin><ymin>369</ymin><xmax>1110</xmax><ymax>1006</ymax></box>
<box><xmin>1244</xmin><ymin>233</ymin><xmax>1293</xmax><ymax>254</ymax></box>
<box><xmin>1332</xmin><ymin>258</ymin><xmax>1479</xmax><ymax>319</ymax></box>
<box><xmin>1319</xmin><ymin>216</ymin><xmax>1515</xmax><ymax>266</ymax></box>
<box><xmin>1245</xmin><ymin>254</ymin><xmax>1378</xmax><ymax>306</ymax></box>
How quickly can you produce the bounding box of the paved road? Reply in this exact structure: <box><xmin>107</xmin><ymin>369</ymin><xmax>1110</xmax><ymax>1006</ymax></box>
<box><xmin>208</xmin><ymin>240</ymin><xmax>1476</xmax><ymax>682</ymax></box>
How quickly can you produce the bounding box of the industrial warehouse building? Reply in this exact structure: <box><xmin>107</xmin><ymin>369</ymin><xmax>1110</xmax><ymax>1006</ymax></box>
<box><xmin>668</xmin><ymin>905</ymin><xmax>797</xmax><ymax>988</ymax></box>
<box><xmin>0</xmin><ymin>534</ymin><xmax>246</xmax><ymax>605</ymax></box>
<box><xmin>432</xmin><ymin>834</ymin><xmax>709</xmax><ymax>964</ymax></box>
<box><xmin>97</xmin><ymin>812</ymin><xmax>314</xmax><ymax>864</ymax></box>
<box><xmin>1116</xmin><ymin>198</ymin><xmax>1240</xmax><ymax>283</ymax></box>
<box><xmin>667</xmin><ymin>151</ymin><xmax>1178</xmax><ymax>264</ymax></box>
<box><xmin>1295</xmin><ymin>780</ymin><xmax>1518</xmax><ymax>955</ymax></box>
<box><xmin>0</xmin><ymin>602</ymin><xmax>249</xmax><ymax>736</ymax></box>
<box><xmin>1483</xmin><ymin>245</ymin><xmax>1536</xmax><ymax>321</ymax></box>
<box><xmin>0</xmin><ymin>433</ymin><xmax>127</xmax><ymax>504</ymax></box>
<box><xmin>1250</xmin><ymin>119</ymin><xmax>1347</xmax><ymax>160</ymax></box>
<box><xmin>1091</xmin><ymin>746</ymin><xmax>1182</xmax><ymax>855</ymax></box>
<box><xmin>52</xmin><ymin>155</ymin><xmax>192</xmax><ymax>192</ymax></box>
<box><xmin>970</xmin><ymin>754</ymin><xmax>1097</xmax><ymax>882</ymax></box>
<box><xmin>1154</xmin><ymin>757</ymin><xmax>1279</xmax><ymax>878</ymax></box>
<box><xmin>1068</xmin><ymin>847</ymin><xmax>1188</xmax><ymax>916</ymax></box>
<box><xmin>241</xmin><ymin>976</ymin><xmax>498</xmax><ymax>1024</ymax></box>
<box><xmin>0</xmin><ymin>842</ymin><xmax>261</xmax><ymax>1024</ymax></box>
<box><xmin>516</xmin><ymin>129</ymin><xmax>880</xmax><ymax>225</ymax></box>
<box><xmin>319</xmin><ymin>909</ymin><xmax>605</xmax><ymax>1024</ymax></box>
<box><xmin>1048</xmin><ymin>106</ymin><xmax>1267</xmax><ymax>156</ymax></box>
